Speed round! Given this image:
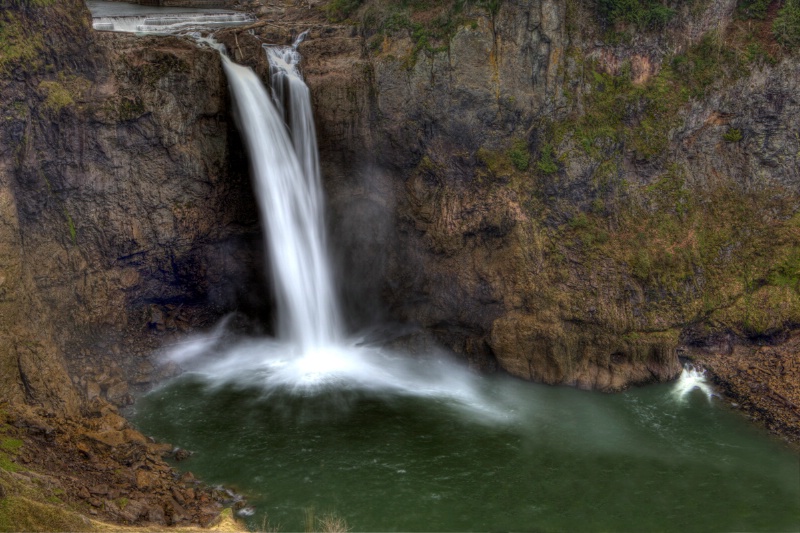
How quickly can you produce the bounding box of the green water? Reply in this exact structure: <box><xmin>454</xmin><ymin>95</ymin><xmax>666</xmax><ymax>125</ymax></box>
<box><xmin>133</xmin><ymin>371</ymin><xmax>800</xmax><ymax>532</ymax></box>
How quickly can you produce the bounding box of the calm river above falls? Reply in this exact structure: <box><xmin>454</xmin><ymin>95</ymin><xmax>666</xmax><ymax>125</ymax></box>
<box><xmin>132</xmin><ymin>358</ymin><xmax>800</xmax><ymax>532</ymax></box>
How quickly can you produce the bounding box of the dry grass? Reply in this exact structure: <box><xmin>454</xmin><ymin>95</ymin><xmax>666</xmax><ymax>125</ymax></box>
<box><xmin>303</xmin><ymin>508</ymin><xmax>351</xmax><ymax>533</ymax></box>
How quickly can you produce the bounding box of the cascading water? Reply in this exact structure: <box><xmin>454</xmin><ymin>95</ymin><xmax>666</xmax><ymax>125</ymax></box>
<box><xmin>265</xmin><ymin>31</ymin><xmax>319</xmax><ymax>187</ymax></box>
<box><xmin>672</xmin><ymin>363</ymin><xmax>716</xmax><ymax>401</ymax></box>
<box><xmin>130</xmin><ymin>32</ymin><xmax>800</xmax><ymax>533</ymax></box>
<box><xmin>220</xmin><ymin>52</ymin><xmax>340</xmax><ymax>352</ymax></box>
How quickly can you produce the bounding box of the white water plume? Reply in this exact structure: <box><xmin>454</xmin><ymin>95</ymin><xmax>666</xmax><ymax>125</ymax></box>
<box><xmin>672</xmin><ymin>363</ymin><xmax>716</xmax><ymax>402</ymax></box>
<box><xmin>265</xmin><ymin>32</ymin><xmax>320</xmax><ymax>195</ymax></box>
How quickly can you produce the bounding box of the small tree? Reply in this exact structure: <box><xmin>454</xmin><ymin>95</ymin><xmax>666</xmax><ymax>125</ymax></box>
<box><xmin>773</xmin><ymin>0</ymin><xmax>800</xmax><ymax>48</ymax></box>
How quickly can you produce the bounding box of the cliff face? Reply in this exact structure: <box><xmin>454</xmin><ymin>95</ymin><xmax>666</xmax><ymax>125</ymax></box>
<box><xmin>285</xmin><ymin>0</ymin><xmax>800</xmax><ymax>390</ymax></box>
<box><xmin>0</xmin><ymin>0</ymin><xmax>264</xmax><ymax>413</ymax></box>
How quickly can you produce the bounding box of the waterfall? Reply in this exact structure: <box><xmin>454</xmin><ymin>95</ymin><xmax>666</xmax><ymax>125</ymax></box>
<box><xmin>220</xmin><ymin>51</ymin><xmax>340</xmax><ymax>353</ymax></box>
<box><xmin>168</xmin><ymin>37</ymin><xmax>483</xmax><ymax>404</ymax></box>
<box><xmin>265</xmin><ymin>32</ymin><xmax>319</xmax><ymax>187</ymax></box>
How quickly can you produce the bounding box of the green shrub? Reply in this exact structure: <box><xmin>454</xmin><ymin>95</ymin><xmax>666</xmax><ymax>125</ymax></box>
<box><xmin>536</xmin><ymin>143</ymin><xmax>558</xmax><ymax>174</ymax></box>
<box><xmin>737</xmin><ymin>0</ymin><xmax>770</xmax><ymax>19</ymax></box>
<box><xmin>507</xmin><ymin>139</ymin><xmax>530</xmax><ymax>171</ymax></box>
<box><xmin>38</xmin><ymin>81</ymin><xmax>73</xmax><ymax>113</ymax></box>
<box><xmin>324</xmin><ymin>0</ymin><xmax>364</xmax><ymax>22</ymax></box>
<box><xmin>597</xmin><ymin>0</ymin><xmax>675</xmax><ymax>29</ymax></box>
<box><xmin>722</xmin><ymin>128</ymin><xmax>743</xmax><ymax>142</ymax></box>
<box><xmin>773</xmin><ymin>0</ymin><xmax>800</xmax><ymax>48</ymax></box>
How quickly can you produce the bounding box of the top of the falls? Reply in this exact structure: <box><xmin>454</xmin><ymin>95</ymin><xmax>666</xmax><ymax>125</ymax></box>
<box><xmin>88</xmin><ymin>0</ymin><xmax>255</xmax><ymax>35</ymax></box>
<box><xmin>92</xmin><ymin>13</ymin><xmax>255</xmax><ymax>33</ymax></box>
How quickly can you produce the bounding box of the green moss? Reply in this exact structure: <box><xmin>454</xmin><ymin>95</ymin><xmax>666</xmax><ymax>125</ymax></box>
<box><xmin>38</xmin><ymin>81</ymin><xmax>74</xmax><ymax>113</ymax></box>
<box><xmin>0</xmin><ymin>496</ymin><xmax>88</xmax><ymax>532</ymax></box>
<box><xmin>117</xmin><ymin>97</ymin><xmax>145</xmax><ymax>121</ymax></box>
<box><xmin>768</xmin><ymin>246</ymin><xmax>800</xmax><ymax>290</ymax></box>
<box><xmin>324</xmin><ymin>0</ymin><xmax>364</xmax><ymax>21</ymax></box>
<box><xmin>0</xmin><ymin>439</ymin><xmax>22</xmax><ymax>454</ymax></box>
<box><xmin>0</xmin><ymin>454</ymin><xmax>19</xmax><ymax>473</ymax></box>
<box><xmin>366</xmin><ymin>0</ymin><xmax>501</xmax><ymax>66</ymax></box>
<box><xmin>597</xmin><ymin>0</ymin><xmax>675</xmax><ymax>29</ymax></box>
<box><xmin>556</xmin><ymin>33</ymin><xmax>743</xmax><ymax>164</ymax></box>
<box><xmin>476</xmin><ymin>146</ymin><xmax>511</xmax><ymax>177</ymax></box>
<box><xmin>737</xmin><ymin>0</ymin><xmax>770</xmax><ymax>19</ymax></box>
<box><xmin>773</xmin><ymin>0</ymin><xmax>800</xmax><ymax>48</ymax></box>
<box><xmin>0</xmin><ymin>14</ymin><xmax>45</xmax><ymax>74</ymax></box>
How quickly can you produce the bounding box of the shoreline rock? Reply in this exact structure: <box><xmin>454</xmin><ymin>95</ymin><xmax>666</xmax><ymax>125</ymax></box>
<box><xmin>688</xmin><ymin>335</ymin><xmax>800</xmax><ymax>446</ymax></box>
<box><xmin>0</xmin><ymin>400</ymin><xmax>244</xmax><ymax>530</ymax></box>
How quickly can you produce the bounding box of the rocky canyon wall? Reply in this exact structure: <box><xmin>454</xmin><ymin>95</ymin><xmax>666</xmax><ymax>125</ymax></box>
<box><xmin>0</xmin><ymin>0</ymin><xmax>265</xmax><ymax>413</ymax></box>
<box><xmin>3</xmin><ymin>0</ymin><xmax>800</xmax><ymax>409</ymax></box>
<box><xmin>285</xmin><ymin>0</ymin><xmax>800</xmax><ymax>390</ymax></box>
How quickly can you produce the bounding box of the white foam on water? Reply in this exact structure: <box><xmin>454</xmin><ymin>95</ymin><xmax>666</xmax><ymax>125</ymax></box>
<box><xmin>161</xmin><ymin>331</ymin><xmax>503</xmax><ymax>421</ymax></box>
<box><xmin>672</xmin><ymin>363</ymin><xmax>716</xmax><ymax>402</ymax></box>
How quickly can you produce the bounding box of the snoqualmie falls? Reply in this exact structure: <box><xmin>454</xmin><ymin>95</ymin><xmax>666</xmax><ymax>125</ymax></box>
<box><xmin>0</xmin><ymin>1</ymin><xmax>798</xmax><ymax>531</ymax></box>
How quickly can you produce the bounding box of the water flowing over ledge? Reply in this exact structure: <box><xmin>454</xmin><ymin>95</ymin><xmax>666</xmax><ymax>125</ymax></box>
<box><xmin>92</xmin><ymin>12</ymin><xmax>255</xmax><ymax>33</ymax></box>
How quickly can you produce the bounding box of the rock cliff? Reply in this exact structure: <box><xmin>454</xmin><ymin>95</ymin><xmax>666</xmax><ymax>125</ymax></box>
<box><xmin>0</xmin><ymin>0</ymin><xmax>266</xmax><ymax>414</ymax></box>
<box><xmin>0</xmin><ymin>1</ymin><xmax>263</xmax><ymax>526</ymax></box>
<box><xmin>228</xmin><ymin>0</ymin><xmax>800</xmax><ymax>390</ymax></box>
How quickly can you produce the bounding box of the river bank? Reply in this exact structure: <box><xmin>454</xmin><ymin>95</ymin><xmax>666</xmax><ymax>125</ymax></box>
<box><xmin>0</xmin><ymin>399</ymin><xmax>248</xmax><ymax>531</ymax></box>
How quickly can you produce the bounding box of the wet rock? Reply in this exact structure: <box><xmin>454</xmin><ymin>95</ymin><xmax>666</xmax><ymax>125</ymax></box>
<box><xmin>97</xmin><ymin>412</ymin><xmax>127</xmax><ymax>432</ymax></box>
<box><xmin>173</xmin><ymin>448</ymin><xmax>192</xmax><ymax>462</ymax></box>
<box><xmin>89</xmin><ymin>485</ymin><xmax>110</xmax><ymax>496</ymax></box>
<box><xmin>171</xmin><ymin>486</ymin><xmax>186</xmax><ymax>505</ymax></box>
<box><xmin>692</xmin><ymin>334</ymin><xmax>800</xmax><ymax>443</ymax></box>
<box><xmin>119</xmin><ymin>498</ymin><xmax>148</xmax><ymax>523</ymax></box>
<box><xmin>165</xmin><ymin>496</ymin><xmax>187</xmax><ymax>525</ymax></box>
<box><xmin>147</xmin><ymin>442</ymin><xmax>173</xmax><ymax>457</ymax></box>
<box><xmin>76</xmin><ymin>441</ymin><xmax>93</xmax><ymax>459</ymax></box>
<box><xmin>105</xmin><ymin>380</ymin><xmax>131</xmax><ymax>407</ymax></box>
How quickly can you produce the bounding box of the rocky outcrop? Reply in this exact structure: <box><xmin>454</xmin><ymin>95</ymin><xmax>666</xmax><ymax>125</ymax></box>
<box><xmin>0</xmin><ymin>399</ymin><xmax>250</xmax><ymax>530</ymax></box>
<box><xmin>2</xmin><ymin>0</ymin><xmax>799</xmax><ymax>410</ymax></box>
<box><xmin>691</xmin><ymin>335</ymin><xmax>800</xmax><ymax>442</ymax></box>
